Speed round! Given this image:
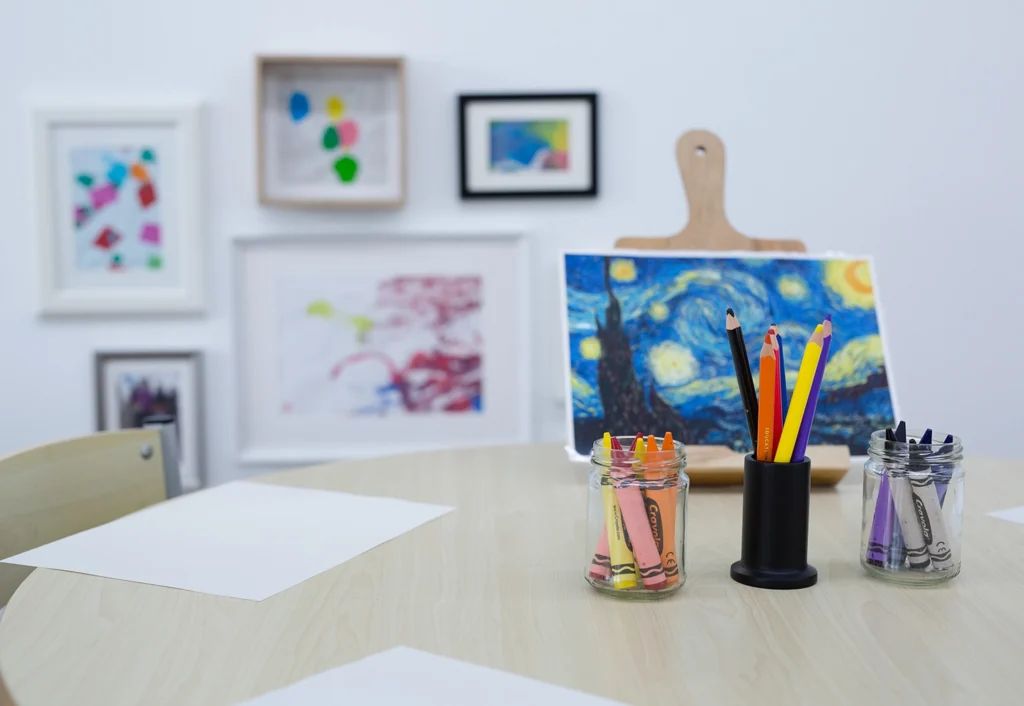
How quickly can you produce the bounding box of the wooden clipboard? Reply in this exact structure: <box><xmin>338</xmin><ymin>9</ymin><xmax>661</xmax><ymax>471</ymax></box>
<box><xmin>615</xmin><ymin>130</ymin><xmax>850</xmax><ymax>486</ymax></box>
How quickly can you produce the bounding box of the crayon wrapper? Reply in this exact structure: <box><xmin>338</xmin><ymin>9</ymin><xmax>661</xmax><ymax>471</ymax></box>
<box><xmin>601</xmin><ymin>485</ymin><xmax>637</xmax><ymax>588</ymax></box>
<box><xmin>643</xmin><ymin>486</ymin><xmax>678</xmax><ymax>584</ymax></box>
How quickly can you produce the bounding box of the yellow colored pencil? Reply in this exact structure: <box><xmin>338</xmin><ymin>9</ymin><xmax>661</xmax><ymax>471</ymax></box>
<box><xmin>774</xmin><ymin>325</ymin><xmax>824</xmax><ymax>463</ymax></box>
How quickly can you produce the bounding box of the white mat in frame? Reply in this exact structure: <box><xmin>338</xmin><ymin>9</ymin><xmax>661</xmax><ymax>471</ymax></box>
<box><xmin>233</xmin><ymin>233</ymin><xmax>531</xmax><ymax>465</ymax></box>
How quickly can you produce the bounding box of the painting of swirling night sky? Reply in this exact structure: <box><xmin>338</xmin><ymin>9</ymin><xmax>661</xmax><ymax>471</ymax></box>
<box><xmin>563</xmin><ymin>253</ymin><xmax>896</xmax><ymax>456</ymax></box>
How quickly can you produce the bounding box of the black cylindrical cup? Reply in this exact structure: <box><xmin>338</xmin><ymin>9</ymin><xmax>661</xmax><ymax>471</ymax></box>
<box><xmin>730</xmin><ymin>454</ymin><xmax>817</xmax><ymax>589</ymax></box>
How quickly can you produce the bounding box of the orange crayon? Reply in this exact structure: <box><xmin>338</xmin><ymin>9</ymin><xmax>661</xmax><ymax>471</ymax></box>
<box><xmin>643</xmin><ymin>433</ymin><xmax>680</xmax><ymax>585</ymax></box>
<box><xmin>610</xmin><ymin>437</ymin><xmax>667</xmax><ymax>590</ymax></box>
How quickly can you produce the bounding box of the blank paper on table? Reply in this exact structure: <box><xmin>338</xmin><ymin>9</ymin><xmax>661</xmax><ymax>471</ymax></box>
<box><xmin>237</xmin><ymin>646</ymin><xmax>627</xmax><ymax>705</ymax></box>
<box><xmin>2</xmin><ymin>482</ymin><xmax>453</xmax><ymax>601</ymax></box>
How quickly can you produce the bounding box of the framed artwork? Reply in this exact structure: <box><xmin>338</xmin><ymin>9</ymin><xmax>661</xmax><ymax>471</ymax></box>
<box><xmin>459</xmin><ymin>93</ymin><xmax>598</xmax><ymax>199</ymax></box>
<box><xmin>35</xmin><ymin>107</ymin><xmax>204</xmax><ymax>315</ymax></box>
<box><xmin>95</xmin><ymin>351</ymin><xmax>204</xmax><ymax>491</ymax></box>
<box><xmin>257</xmin><ymin>56</ymin><xmax>406</xmax><ymax>208</ymax></box>
<box><xmin>561</xmin><ymin>250</ymin><xmax>898</xmax><ymax>459</ymax></box>
<box><xmin>234</xmin><ymin>234</ymin><xmax>530</xmax><ymax>464</ymax></box>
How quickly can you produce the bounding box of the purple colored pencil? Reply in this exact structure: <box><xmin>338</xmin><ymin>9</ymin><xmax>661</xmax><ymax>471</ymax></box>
<box><xmin>791</xmin><ymin>315</ymin><xmax>832</xmax><ymax>462</ymax></box>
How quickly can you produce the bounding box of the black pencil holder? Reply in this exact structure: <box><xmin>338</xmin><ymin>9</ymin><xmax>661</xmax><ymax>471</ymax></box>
<box><xmin>730</xmin><ymin>454</ymin><xmax>817</xmax><ymax>590</ymax></box>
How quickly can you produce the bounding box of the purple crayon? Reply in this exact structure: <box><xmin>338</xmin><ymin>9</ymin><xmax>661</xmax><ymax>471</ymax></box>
<box><xmin>866</xmin><ymin>426</ymin><xmax>906</xmax><ymax>567</ymax></box>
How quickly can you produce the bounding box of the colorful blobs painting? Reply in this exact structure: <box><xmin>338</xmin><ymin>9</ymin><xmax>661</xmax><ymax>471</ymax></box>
<box><xmin>131</xmin><ymin>163</ymin><xmax>151</xmax><ymax>183</ymax></box>
<box><xmin>90</xmin><ymin>184</ymin><xmax>118</xmax><ymax>210</ymax></box>
<box><xmin>326</xmin><ymin>95</ymin><xmax>345</xmax><ymax>121</ymax></box>
<box><xmin>279</xmin><ymin>275</ymin><xmax>483</xmax><ymax>417</ymax></box>
<box><xmin>93</xmin><ymin>227</ymin><xmax>121</xmax><ymax>250</ymax></box>
<box><xmin>333</xmin><ymin>156</ymin><xmax>359</xmax><ymax>183</ymax></box>
<box><xmin>289</xmin><ymin>92</ymin><xmax>310</xmax><ymax>122</ymax></box>
<box><xmin>70</xmin><ymin>146</ymin><xmax>164</xmax><ymax>274</ymax></box>
<box><xmin>138</xmin><ymin>182</ymin><xmax>157</xmax><ymax>208</ymax></box>
<box><xmin>139</xmin><ymin>222</ymin><xmax>161</xmax><ymax>245</ymax></box>
<box><xmin>106</xmin><ymin>161</ymin><xmax>128</xmax><ymax>187</ymax></box>
<box><xmin>322</xmin><ymin>125</ymin><xmax>340</xmax><ymax>150</ymax></box>
<box><xmin>147</xmin><ymin>254</ymin><xmax>163</xmax><ymax>270</ymax></box>
<box><xmin>489</xmin><ymin>120</ymin><xmax>569</xmax><ymax>172</ymax></box>
<box><xmin>339</xmin><ymin>120</ymin><xmax>359</xmax><ymax>148</ymax></box>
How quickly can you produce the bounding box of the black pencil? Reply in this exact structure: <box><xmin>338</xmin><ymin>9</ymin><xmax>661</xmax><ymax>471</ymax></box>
<box><xmin>725</xmin><ymin>308</ymin><xmax>759</xmax><ymax>450</ymax></box>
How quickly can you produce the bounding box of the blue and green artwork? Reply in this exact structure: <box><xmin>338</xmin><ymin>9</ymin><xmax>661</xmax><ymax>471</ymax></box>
<box><xmin>563</xmin><ymin>253</ymin><xmax>896</xmax><ymax>456</ymax></box>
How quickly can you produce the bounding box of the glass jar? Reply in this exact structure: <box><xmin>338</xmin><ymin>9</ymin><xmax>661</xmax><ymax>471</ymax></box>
<box><xmin>861</xmin><ymin>429</ymin><xmax>964</xmax><ymax>584</ymax></box>
<box><xmin>584</xmin><ymin>435</ymin><xmax>688</xmax><ymax>598</ymax></box>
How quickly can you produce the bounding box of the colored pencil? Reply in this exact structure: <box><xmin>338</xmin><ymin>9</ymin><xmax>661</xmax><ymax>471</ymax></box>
<box><xmin>756</xmin><ymin>335</ymin><xmax>777</xmax><ymax>461</ymax></box>
<box><xmin>769</xmin><ymin>331</ymin><xmax>783</xmax><ymax>457</ymax></box>
<box><xmin>791</xmin><ymin>315</ymin><xmax>833</xmax><ymax>462</ymax></box>
<box><xmin>774</xmin><ymin>324</ymin><xmax>824</xmax><ymax>463</ymax></box>
<box><xmin>770</xmin><ymin>324</ymin><xmax>789</xmax><ymax>422</ymax></box>
<box><xmin>725</xmin><ymin>308</ymin><xmax>759</xmax><ymax>449</ymax></box>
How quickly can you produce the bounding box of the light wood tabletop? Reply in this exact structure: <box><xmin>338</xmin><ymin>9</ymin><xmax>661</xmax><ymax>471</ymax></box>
<box><xmin>1</xmin><ymin>443</ymin><xmax>1023</xmax><ymax>706</ymax></box>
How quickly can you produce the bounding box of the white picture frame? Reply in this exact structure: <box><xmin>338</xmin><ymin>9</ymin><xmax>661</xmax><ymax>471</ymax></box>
<box><xmin>35</xmin><ymin>106</ymin><xmax>204</xmax><ymax>315</ymax></box>
<box><xmin>95</xmin><ymin>350</ymin><xmax>204</xmax><ymax>492</ymax></box>
<box><xmin>233</xmin><ymin>233</ymin><xmax>531</xmax><ymax>465</ymax></box>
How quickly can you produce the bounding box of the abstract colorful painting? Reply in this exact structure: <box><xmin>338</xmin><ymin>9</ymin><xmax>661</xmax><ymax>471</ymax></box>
<box><xmin>70</xmin><ymin>146</ymin><xmax>163</xmax><ymax>272</ymax></box>
<box><xmin>277</xmin><ymin>275</ymin><xmax>483</xmax><ymax>416</ymax></box>
<box><xmin>259</xmin><ymin>58</ymin><xmax>404</xmax><ymax>206</ymax></box>
<box><xmin>563</xmin><ymin>253</ymin><xmax>896</xmax><ymax>456</ymax></box>
<box><xmin>489</xmin><ymin>120</ymin><xmax>569</xmax><ymax>172</ymax></box>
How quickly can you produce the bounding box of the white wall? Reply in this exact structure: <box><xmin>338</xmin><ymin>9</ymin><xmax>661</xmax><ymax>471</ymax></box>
<box><xmin>1</xmin><ymin>0</ymin><xmax>1021</xmax><ymax>484</ymax></box>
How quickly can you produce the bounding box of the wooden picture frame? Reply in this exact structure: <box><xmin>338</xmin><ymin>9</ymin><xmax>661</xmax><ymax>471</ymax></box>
<box><xmin>256</xmin><ymin>55</ymin><xmax>406</xmax><ymax>209</ymax></box>
<box><xmin>35</xmin><ymin>106</ymin><xmax>205</xmax><ymax>315</ymax></box>
<box><xmin>94</xmin><ymin>350</ymin><xmax>204</xmax><ymax>491</ymax></box>
<box><xmin>459</xmin><ymin>92</ymin><xmax>598</xmax><ymax>199</ymax></box>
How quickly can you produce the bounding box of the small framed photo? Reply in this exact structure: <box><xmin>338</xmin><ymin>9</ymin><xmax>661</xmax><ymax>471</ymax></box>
<box><xmin>257</xmin><ymin>56</ymin><xmax>406</xmax><ymax>208</ymax></box>
<box><xmin>459</xmin><ymin>93</ymin><xmax>598</xmax><ymax>199</ymax></box>
<box><xmin>35</xmin><ymin>106</ymin><xmax>204</xmax><ymax>315</ymax></box>
<box><xmin>234</xmin><ymin>233</ymin><xmax>530</xmax><ymax>464</ymax></box>
<box><xmin>95</xmin><ymin>351</ymin><xmax>204</xmax><ymax>491</ymax></box>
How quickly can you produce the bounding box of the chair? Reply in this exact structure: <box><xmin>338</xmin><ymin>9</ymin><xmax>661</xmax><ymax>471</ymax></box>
<box><xmin>0</xmin><ymin>426</ymin><xmax>182</xmax><ymax>607</ymax></box>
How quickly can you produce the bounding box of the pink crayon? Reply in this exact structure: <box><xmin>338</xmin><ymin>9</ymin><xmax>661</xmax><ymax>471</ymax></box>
<box><xmin>610</xmin><ymin>437</ymin><xmax>667</xmax><ymax>590</ymax></box>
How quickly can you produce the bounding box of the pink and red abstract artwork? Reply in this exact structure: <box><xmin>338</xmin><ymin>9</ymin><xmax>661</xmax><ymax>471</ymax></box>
<box><xmin>278</xmin><ymin>275</ymin><xmax>483</xmax><ymax>416</ymax></box>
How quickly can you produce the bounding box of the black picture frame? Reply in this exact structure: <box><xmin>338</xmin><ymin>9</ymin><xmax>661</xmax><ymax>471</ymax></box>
<box><xmin>458</xmin><ymin>92</ymin><xmax>598</xmax><ymax>199</ymax></box>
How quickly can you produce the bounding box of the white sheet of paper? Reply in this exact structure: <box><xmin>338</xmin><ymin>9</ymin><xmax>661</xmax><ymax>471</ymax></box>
<box><xmin>238</xmin><ymin>646</ymin><xmax>627</xmax><ymax>705</ymax></box>
<box><xmin>987</xmin><ymin>506</ymin><xmax>1024</xmax><ymax>524</ymax></box>
<box><xmin>2</xmin><ymin>482</ymin><xmax>453</xmax><ymax>601</ymax></box>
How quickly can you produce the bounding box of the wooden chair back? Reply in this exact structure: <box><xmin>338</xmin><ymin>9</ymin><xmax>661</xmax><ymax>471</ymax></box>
<box><xmin>0</xmin><ymin>428</ymin><xmax>179</xmax><ymax>606</ymax></box>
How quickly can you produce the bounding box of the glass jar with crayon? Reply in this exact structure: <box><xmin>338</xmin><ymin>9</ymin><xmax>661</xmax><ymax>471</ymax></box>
<box><xmin>585</xmin><ymin>433</ymin><xmax>688</xmax><ymax>598</ymax></box>
<box><xmin>861</xmin><ymin>423</ymin><xmax>964</xmax><ymax>584</ymax></box>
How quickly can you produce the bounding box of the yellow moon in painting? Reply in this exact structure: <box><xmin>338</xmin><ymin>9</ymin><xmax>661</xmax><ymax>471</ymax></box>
<box><xmin>649</xmin><ymin>301</ymin><xmax>669</xmax><ymax>321</ymax></box>
<box><xmin>649</xmin><ymin>341</ymin><xmax>698</xmax><ymax>386</ymax></box>
<box><xmin>609</xmin><ymin>258</ymin><xmax>637</xmax><ymax>282</ymax></box>
<box><xmin>824</xmin><ymin>260</ymin><xmax>875</xmax><ymax>308</ymax></box>
<box><xmin>579</xmin><ymin>336</ymin><xmax>602</xmax><ymax>359</ymax></box>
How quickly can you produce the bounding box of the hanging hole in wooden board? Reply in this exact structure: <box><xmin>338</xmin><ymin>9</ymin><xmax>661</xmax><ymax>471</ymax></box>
<box><xmin>696</xmin><ymin>146</ymin><xmax>707</xmax><ymax>156</ymax></box>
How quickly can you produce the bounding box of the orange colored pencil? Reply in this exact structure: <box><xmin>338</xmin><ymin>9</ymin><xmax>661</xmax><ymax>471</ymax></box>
<box><xmin>757</xmin><ymin>334</ymin><xmax>777</xmax><ymax>461</ymax></box>
<box><xmin>769</xmin><ymin>331</ymin><xmax>783</xmax><ymax>457</ymax></box>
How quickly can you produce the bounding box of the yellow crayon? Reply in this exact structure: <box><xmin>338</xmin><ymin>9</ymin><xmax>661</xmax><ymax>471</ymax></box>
<box><xmin>774</xmin><ymin>325</ymin><xmax>824</xmax><ymax>463</ymax></box>
<box><xmin>601</xmin><ymin>432</ymin><xmax>637</xmax><ymax>588</ymax></box>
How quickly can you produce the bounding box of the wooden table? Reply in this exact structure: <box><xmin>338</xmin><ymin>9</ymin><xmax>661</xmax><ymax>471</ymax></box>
<box><xmin>1</xmin><ymin>444</ymin><xmax>1023</xmax><ymax>705</ymax></box>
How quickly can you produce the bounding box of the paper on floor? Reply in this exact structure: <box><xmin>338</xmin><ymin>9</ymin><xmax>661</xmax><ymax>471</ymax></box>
<box><xmin>987</xmin><ymin>506</ymin><xmax>1024</xmax><ymax>524</ymax></box>
<box><xmin>2</xmin><ymin>482</ymin><xmax>453</xmax><ymax>601</ymax></box>
<box><xmin>237</xmin><ymin>646</ymin><xmax>627</xmax><ymax>705</ymax></box>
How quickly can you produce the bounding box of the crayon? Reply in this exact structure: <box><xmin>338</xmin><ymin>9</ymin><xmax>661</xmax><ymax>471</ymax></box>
<box><xmin>610</xmin><ymin>437</ymin><xmax>667</xmax><ymax>590</ymax></box>
<box><xmin>643</xmin><ymin>433</ymin><xmax>679</xmax><ymax>585</ymax></box>
<box><xmin>588</xmin><ymin>434</ymin><xmax>644</xmax><ymax>581</ymax></box>
<box><xmin>908</xmin><ymin>432</ymin><xmax>954</xmax><ymax>570</ymax></box>
<box><xmin>866</xmin><ymin>427</ymin><xmax>904</xmax><ymax>567</ymax></box>
<box><xmin>889</xmin><ymin>423</ymin><xmax>930</xmax><ymax>570</ymax></box>
<box><xmin>934</xmin><ymin>434</ymin><xmax>955</xmax><ymax>505</ymax></box>
<box><xmin>600</xmin><ymin>433</ymin><xmax>637</xmax><ymax>588</ymax></box>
